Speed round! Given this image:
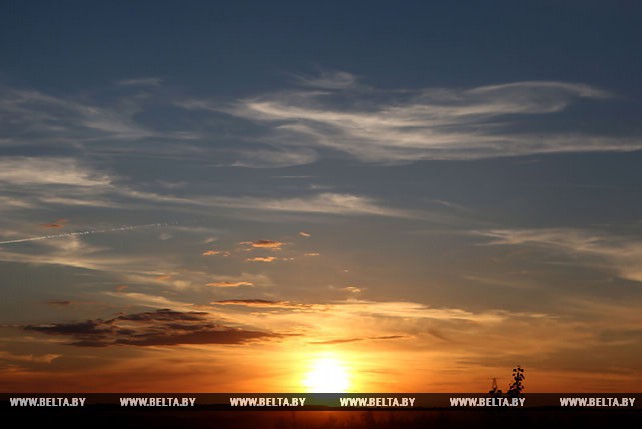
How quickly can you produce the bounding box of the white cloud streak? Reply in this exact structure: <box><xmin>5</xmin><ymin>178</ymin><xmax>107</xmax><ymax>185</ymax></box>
<box><xmin>0</xmin><ymin>88</ymin><xmax>152</xmax><ymax>143</ymax></box>
<box><xmin>0</xmin><ymin>85</ymin><xmax>197</xmax><ymax>149</ymax></box>
<box><xmin>4</xmin><ymin>75</ymin><xmax>635</xmax><ymax>168</ymax></box>
<box><xmin>205</xmin><ymin>192</ymin><xmax>417</xmax><ymax>218</ymax></box>
<box><xmin>0</xmin><ymin>223</ymin><xmax>165</xmax><ymax>246</ymax></box>
<box><xmin>187</xmin><ymin>74</ymin><xmax>642</xmax><ymax>164</ymax></box>
<box><xmin>0</xmin><ymin>157</ymin><xmax>110</xmax><ymax>187</ymax></box>
<box><xmin>0</xmin><ymin>157</ymin><xmax>414</xmax><ymax>220</ymax></box>
<box><xmin>477</xmin><ymin>228</ymin><xmax>642</xmax><ymax>282</ymax></box>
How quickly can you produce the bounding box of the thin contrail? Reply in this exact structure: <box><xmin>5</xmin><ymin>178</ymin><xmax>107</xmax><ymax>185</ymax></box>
<box><xmin>0</xmin><ymin>223</ymin><xmax>166</xmax><ymax>245</ymax></box>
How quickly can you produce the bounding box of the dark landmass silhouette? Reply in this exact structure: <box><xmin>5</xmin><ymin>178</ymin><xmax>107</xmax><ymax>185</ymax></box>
<box><xmin>5</xmin><ymin>406</ymin><xmax>641</xmax><ymax>429</ymax></box>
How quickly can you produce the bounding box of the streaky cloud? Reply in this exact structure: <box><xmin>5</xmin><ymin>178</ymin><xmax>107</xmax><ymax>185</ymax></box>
<box><xmin>23</xmin><ymin>309</ymin><xmax>281</xmax><ymax>347</ymax></box>
<box><xmin>476</xmin><ymin>228</ymin><xmax>642</xmax><ymax>283</ymax></box>
<box><xmin>184</xmin><ymin>73</ymin><xmax>642</xmax><ymax>164</ymax></box>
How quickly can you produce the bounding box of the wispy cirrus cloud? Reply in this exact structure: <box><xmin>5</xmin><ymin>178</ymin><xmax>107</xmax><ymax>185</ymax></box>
<box><xmin>3</xmin><ymin>75</ymin><xmax>640</xmax><ymax>169</ymax></box>
<box><xmin>476</xmin><ymin>228</ymin><xmax>642</xmax><ymax>282</ymax></box>
<box><xmin>0</xmin><ymin>155</ymin><xmax>415</xmax><ymax>222</ymax></box>
<box><xmin>211</xmin><ymin>297</ymin><xmax>548</xmax><ymax>327</ymax></box>
<box><xmin>230</xmin><ymin>148</ymin><xmax>318</xmax><ymax>168</ymax></box>
<box><xmin>179</xmin><ymin>72</ymin><xmax>642</xmax><ymax>164</ymax></box>
<box><xmin>292</xmin><ymin>70</ymin><xmax>359</xmax><ymax>89</ymax></box>
<box><xmin>0</xmin><ymin>157</ymin><xmax>126</xmax><ymax>217</ymax></box>
<box><xmin>0</xmin><ymin>157</ymin><xmax>110</xmax><ymax>187</ymax></box>
<box><xmin>0</xmin><ymin>87</ymin><xmax>155</xmax><ymax>145</ymax></box>
<box><xmin>0</xmin><ymin>351</ymin><xmax>61</xmax><ymax>364</ymax></box>
<box><xmin>309</xmin><ymin>335</ymin><xmax>407</xmax><ymax>345</ymax></box>
<box><xmin>206</xmin><ymin>281</ymin><xmax>254</xmax><ymax>288</ymax></box>
<box><xmin>209</xmin><ymin>192</ymin><xmax>419</xmax><ymax>218</ymax></box>
<box><xmin>0</xmin><ymin>235</ymin><xmax>136</xmax><ymax>270</ymax></box>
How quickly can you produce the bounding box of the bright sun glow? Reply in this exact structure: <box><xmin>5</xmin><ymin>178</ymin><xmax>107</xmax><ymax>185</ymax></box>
<box><xmin>303</xmin><ymin>356</ymin><xmax>351</xmax><ymax>393</ymax></box>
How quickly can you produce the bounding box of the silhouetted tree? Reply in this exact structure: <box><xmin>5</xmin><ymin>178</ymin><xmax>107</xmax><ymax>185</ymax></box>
<box><xmin>506</xmin><ymin>366</ymin><xmax>525</xmax><ymax>398</ymax></box>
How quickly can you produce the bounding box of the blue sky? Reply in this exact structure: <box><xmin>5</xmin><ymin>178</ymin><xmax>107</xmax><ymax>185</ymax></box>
<box><xmin>1</xmin><ymin>1</ymin><xmax>642</xmax><ymax>392</ymax></box>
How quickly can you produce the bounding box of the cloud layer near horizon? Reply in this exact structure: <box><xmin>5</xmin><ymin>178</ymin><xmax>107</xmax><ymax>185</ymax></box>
<box><xmin>24</xmin><ymin>309</ymin><xmax>280</xmax><ymax>347</ymax></box>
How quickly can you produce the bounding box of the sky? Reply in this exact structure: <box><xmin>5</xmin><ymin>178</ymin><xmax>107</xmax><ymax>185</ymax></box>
<box><xmin>1</xmin><ymin>0</ymin><xmax>642</xmax><ymax>393</ymax></box>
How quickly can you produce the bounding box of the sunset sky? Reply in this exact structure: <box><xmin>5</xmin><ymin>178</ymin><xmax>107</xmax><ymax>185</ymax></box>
<box><xmin>1</xmin><ymin>1</ymin><xmax>642</xmax><ymax>393</ymax></box>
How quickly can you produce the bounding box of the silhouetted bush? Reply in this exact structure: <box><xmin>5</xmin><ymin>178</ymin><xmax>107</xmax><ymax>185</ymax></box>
<box><xmin>507</xmin><ymin>366</ymin><xmax>525</xmax><ymax>399</ymax></box>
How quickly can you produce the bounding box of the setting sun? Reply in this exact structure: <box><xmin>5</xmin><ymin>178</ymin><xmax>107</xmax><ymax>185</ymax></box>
<box><xmin>303</xmin><ymin>355</ymin><xmax>351</xmax><ymax>393</ymax></box>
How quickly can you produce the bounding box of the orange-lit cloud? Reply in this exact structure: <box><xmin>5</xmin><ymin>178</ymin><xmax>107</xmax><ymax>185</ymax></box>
<box><xmin>245</xmin><ymin>256</ymin><xmax>294</xmax><ymax>262</ymax></box>
<box><xmin>299</xmin><ymin>232</ymin><xmax>311</xmax><ymax>237</ymax></box>
<box><xmin>41</xmin><ymin>219</ymin><xmax>68</xmax><ymax>228</ymax></box>
<box><xmin>212</xmin><ymin>299</ymin><xmax>314</xmax><ymax>308</ymax></box>
<box><xmin>206</xmin><ymin>281</ymin><xmax>254</xmax><ymax>288</ymax></box>
<box><xmin>246</xmin><ymin>256</ymin><xmax>278</xmax><ymax>262</ymax></box>
<box><xmin>0</xmin><ymin>351</ymin><xmax>61</xmax><ymax>364</ymax></box>
<box><xmin>202</xmin><ymin>250</ymin><xmax>230</xmax><ymax>256</ymax></box>
<box><xmin>309</xmin><ymin>335</ymin><xmax>407</xmax><ymax>345</ymax></box>
<box><xmin>304</xmin><ymin>252</ymin><xmax>320</xmax><ymax>257</ymax></box>
<box><xmin>239</xmin><ymin>240</ymin><xmax>286</xmax><ymax>250</ymax></box>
